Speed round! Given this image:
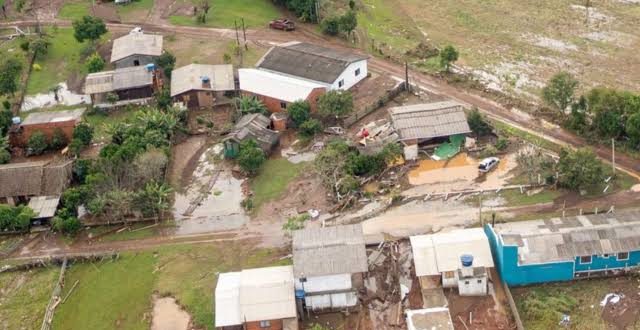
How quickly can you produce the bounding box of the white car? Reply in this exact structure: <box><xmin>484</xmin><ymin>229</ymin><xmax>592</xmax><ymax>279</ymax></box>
<box><xmin>478</xmin><ymin>157</ymin><xmax>500</xmax><ymax>173</ymax></box>
<box><xmin>130</xmin><ymin>27</ymin><xmax>143</xmax><ymax>34</ymax></box>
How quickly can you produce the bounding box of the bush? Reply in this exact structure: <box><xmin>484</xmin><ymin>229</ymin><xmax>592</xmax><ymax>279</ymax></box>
<box><xmin>86</xmin><ymin>53</ymin><xmax>105</xmax><ymax>73</ymax></box>
<box><xmin>299</xmin><ymin>119</ymin><xmax>322</xmax><ymax>137</ymax></box>
<box><xmin>287</xmin><ymin>100</ymin><xmax>310</xmax><ymax>127</ymax></box>
<box><xmin>155</xmin><ymin>51</ymin><xmax>176</xmax><ymax>79</ymax></box>
<box><xmin>52</xmin><ymin>215</ymin><xmax>82</xmax><ymax>235</ymax></box>
<box><xmin>495</xmin><ymin>137</ymin><xmax>509</xmax><ymax>151</ymax></box>
<box><xmin>320</xmin><ymin>17</ymin><xmax>340</xmax><ymax>36</ymax></box>
<box><xmin>479</xmin><ymin>145</ymin><xmax>498</xmax><ymax>158</ymax></box>
<box><xmin>27</xmin><ymin>131</ymin><xmax>48</xmax><ymax>156</ymax></box>
<box><xmin>19</xmin><ymin>39</ymin><xmax>30</xmax><ymax>52</ymax></box>
<box><xmin>467</xmin><ymin>108</ymin><xmax>492</xmax><ymax>136</ymax></box>
<box><xmin>50</xmin><ymin>128</ymin><xmax>68</xmax><ymax>150</ymax></box>
<box><xmin>557</xmin><ymin>148</ymin><xmax>607</xmax><ymax>191</ymax></box>
<box><xmin>282</xmin><ymin>214</ymin><xmax>310</xmax><ymax>232</ymax></box>
<box><xmin>317</xmin><ymin>90</ymin><xmax>353</xmax><ymax>118</ymax></box>
<box><xmin>237</xmin><ymin>139</ymin><xmax>266</xmax><ymax>175</ymax></box>
<box><xmin>0</xmin><ymin>204</ymin><xmax>33</xmax><ymax>232</ymax></box>
<box><xmin>0</xmin><ymin>148</ymin><xmax>9</xmax><ymax>164</ymax></box>
<box><xmin>73</xmin><ymin>123</ymin><xmax>94</xmax><ymax>146</ymax></box>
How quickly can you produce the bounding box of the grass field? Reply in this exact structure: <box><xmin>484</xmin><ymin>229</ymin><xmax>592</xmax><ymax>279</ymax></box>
<box><xmin>0</xmin><ymin>267</ymin><xmax>59</xmax><ymax>329</ymax></box>
<box><xmin>85</xmin><ymin>107</ymin><xmax>139</xmax><ymax>142</ymax></box>
<box><xmin>250</xmin><ymin>158</ymin><xmax>307</xmax><ymax>212</ymax></box>
<box><xmin>49</xmin><ymin>241</ymin><xmax>288</xmax><ymax>330</ymax></box>
<box><xmin>117</xmin><ymin>0</ymin><xmax>154</xmax><ymax>22</ymax></box>
<box><xmin>57</xmin><ymin>1</ymin><xmax>91</xmax><ymax>20</ymax></box>
<box><xmin>169</xmin><ymin>0</ymin><xmax>280</xmax><ymax>28</ymax></box>
<box><xmin>27</xmin><ymin>28</ymin><xmax>87</xmax><ymax>95</ymax></box>
<box><xmin>500</xmin><ymin>188</ymin><xmax>562</xmax><ymax>207</ymax></box>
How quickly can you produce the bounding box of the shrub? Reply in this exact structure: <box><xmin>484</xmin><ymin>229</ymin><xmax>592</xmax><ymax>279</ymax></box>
<box><xmin>52</xmin><ymin>215</ymin><xmax>82</xmax><ymax>236</ymax></box>
<box><xmin>467</xmin><ymin>108</ymin><xmax>491</xmax><ymax>136</ymax></box>
<box><xmin>299</xmin><ymin>119</ymin><xmax>322</xmax><ymax>137</ymax></box>
<box><xmin>317</xmin><ymin>90</ymin><xmax>353</xmax><ymax>118</ymax></box>
<box><xmin>495</xmin><ymin>137</ymin><xmax>509</xmax><ymax>151</ymax></box>
<box><xmin>19</xmin><ymin>39</ymin><xmax>30</xmax><ymax>52</ymax></box>
<box><xmin>86</xmin><ymin>53</ymin><xmax>105</xmax><ymax>73</ymax></box>
<box><xmin>440</xmin><ymin>45</ymin><xmax>459</xmax><ymax>71</ymax></box>
<box><xmin>287</xmin><ymin>100</ymin><xmax>310</xmax><ymax>127</ymax></box>
<box><xmin>479</xmin><ymin>145</ymin><xmax>498</xmax><ymax>158</ymax></box>
<box><xmin>237</xmin><ymin>139</ymin><xmax>266</xmax><ymax>175</ymax></box>
<box><xmin>320</xmin><ymin>17</ymin><xmax>340</xmax><ymax>35</ymax></box>
<box><xmin>0</xmin><ymin>204</ymin><xmax>33</xmax><ymax>232</ymax></box>
<box><xmin>0</xmin><ymin>148</ymin><xmax>10</xmax><ymax>164</ymax></box>
<box><xmin>557</xmin><ymin>148</ymin><xmax>607</xmax><ymax>191</ymax></box>
<box><xmin>73</xmin><ymin>123</ymin><xmax>94</xmax><ymax>146</ymax></box>
<box><xmin>27</xmin><ymin>131</ymin><xmax>48</xmax><ymax>156</ymax></box>
<box><xmin>50</xmin><ymin>128</ymin><xmax>68</xmax><ymax>150</ymax></box>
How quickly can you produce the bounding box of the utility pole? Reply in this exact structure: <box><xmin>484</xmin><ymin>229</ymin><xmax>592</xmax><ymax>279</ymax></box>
<box><xmin>405</xmin><ymin>62</ymin><xmax>410</xmax><ymax>93</ymax></box>
<box><xmin>612</xmin><ymin>138</ymin><xmax>616</xmax><ymax>175</ymax></box>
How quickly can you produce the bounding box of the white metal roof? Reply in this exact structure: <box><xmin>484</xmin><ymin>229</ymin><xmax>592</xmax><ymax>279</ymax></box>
<box><xmin>410</xmin><ymin>228</ymin><xmax>494</xmax><ymax>277</ymax></box>
<box><xmin>214</xmin><ymin>272</ymin><xmax>241</xmax><ymax>327</ymax></box>
<box><xmin>239</xmin><ymin>265</ymin><xmax>297</xmax><ymax>322</ymax></box>
<box><xmin>239</xmin><ymin>68</ymin><xmax>326</xmax><ymax>103</ymax></box>
<box><xmin>22</xmin><ymin>109</ymin><xmax>85</xmax><ymax>126</ymax></box>
<box><xmin>27</xmin><ymin>195</ymin><xmax>60</xmax><ymax>219</ymax></box>
<box><xmin>110</xmin><ymin>32</ymin><xmax>163</xmax><ymax>63</ymax></box>
<box><xmin>170</xmin><ymin>64</ymin><xmax>235</xmax><ymax>97</ymax></box>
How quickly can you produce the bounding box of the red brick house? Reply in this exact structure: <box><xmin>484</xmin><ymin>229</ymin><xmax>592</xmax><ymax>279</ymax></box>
<box><xmin>10</xmin><ymin>108</ymin><xmax>85</xmax><ymax>148</ymax></box>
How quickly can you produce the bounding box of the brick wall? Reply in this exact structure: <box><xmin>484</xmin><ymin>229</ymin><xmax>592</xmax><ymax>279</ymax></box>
<box><xmin>13</xmin><ymin>121</ymin><xmax>76</xmax><ymax>147</ymax></box>
<box><xmin>242</xmin><ymin>87</ymin><xmax>326</xmax><ymax>114</ymax></box>
<box><xmin>244</xmin><ymin>319</ymin><xmax>283</xmax><ymax>330</ymax></box>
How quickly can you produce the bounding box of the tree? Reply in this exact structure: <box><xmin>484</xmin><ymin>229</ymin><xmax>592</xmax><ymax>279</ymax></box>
<box><xmin>0</xmin><ymin>204</ymin><xmax>33</xmax><ymax>232</ymax></box>
<box><xmin>557</xmin><ymin>148</ymin><xmax>606</xmax><ymax>191</ymax></box>
<box><xmin>73</xmin><ymin>123</ymin><xmax>94</xmax><ymax>146</ymax></box>
<box><xmin>0</xmin><ymin>108</ymin><xmax>12</xmax><ymax>135</ymax></box>
<box><xmin>299</xmin><ymin>119</ymin><xmax>322</xmax><ymax>137</ymax></box>
<box><xmin>237</xmin><ymin>139</ymin><xmax>266</xmax><ymax>175</ymax></box>
<box><xmin>317</xmin><ymin>90</ymin><xmax>353</xmax><ymax>118</ymax></box>
<box><xmin>52</xmin><ymin>214</ymin><xmax>81</xmax><ymax>235</ymax></box>
<box><xmin>0</xmin><ymin>135</ymin><xmax>10</xmax><ymax>164</ymax></box>
<box><xmin>155</xmin><ymin>51</ymin><xmax>176</xmax><ymax>79</ymax></box>
<box><xmin>320</xmin><ymin>17</ymin><xmax>340</xmax><ymax>36</ymax></box>
<box><xmin>27</xmin><ymin>131</ymin><xmax>48</xmax><ymax>156</ymax></box>
<box><xmin>50</xmin><ymin>128</ymin><xmax>68</xmax><ymax>150</ymax></box>
<box><xmin>593</xmin><ymin>109</ymin><xmax>623</xmax><ymax>139</ymax></box>
<box><xmin>72</xmin><ymin>16</ymin><xmax>107</xmax><ymax>43</ymax></box>
<box><xmin>467</xmin><ymin>108</ymin><xmax>491</xmax><ymax>136</ymax></box>
<box><xmin>234</xmin><ymin>96</ymin><xmax>268</xmax><ymax>116</ymax></box>
<box><xmin>0</xmin><ymin>58</ymin><xmax>23</xmax><ymax>96</ymax></box>
<box><xmin>339</xmin><ymin>11</ymin><xmax>358</xmax><ymax>38</ymax></box>
<box><xmin>136</xmin><ymin>181</ymin><xmax>172</xmax><ymax>218</ymax></box>
<box><xmin>287</xmin><ymin>100</ymin><xmax>310</xmax><ymax>126</ymax></box>
<box><xmin>565</xmin><ymin>96</ymin><xmax>588</xmax><ymax>133</ymax></box>
<box><xmin>155</xmin><ymin>87</ymin><xmax>172</xmax><ymax>110</ymax></box>
<box><xmin>86</xmin><ymin>53</ymin><xmax>105</xmax><ymax>73</ymax></box>
<box><xmin>29</xmin><ymin>36</ymin><xmax>51</xmax><ymax>58</ymax></box>
<box><xmin>542</xmin><ymin>72</ymin><xmax>579</xmax><ymax>112</ymax></box>
<box><xmin>439</xmin><ymin>45</ymin><xmax>459</xmax><ymax>71</ymax></box>
<box><xmin>349</xmin><ymin>0</ymin><xmax>356</xmax><ymax>10</ymax></box>
<box><xmin>626</xmin><ymin>112</ymin><xmax>640</xmax><ymax>147</ymax></box>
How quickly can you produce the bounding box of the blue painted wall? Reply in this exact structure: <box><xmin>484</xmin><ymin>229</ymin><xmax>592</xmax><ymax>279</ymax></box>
<box><xmin>574</xmin><ymin>251</ymin><xmax>640</xmax><ymax>272</ymax></box>
<box><xmin>484</xmin><ymin>225</ymin><xmax>574</xmax><ymax>286</ymax></box>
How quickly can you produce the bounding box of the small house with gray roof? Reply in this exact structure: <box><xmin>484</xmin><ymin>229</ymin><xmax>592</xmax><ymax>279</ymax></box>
<box><xmin>85</xmin><ymin>65</ymin><xmax>160</xmax><ymax>107</ymax></box>
<box><xmin>222</xmin><ymin>113</ymin><xmax>279</xmax><ymax>158</ymax></box>
<box><xmin>292</xmin><ymin>224</ymin><xmax>368</xmax><ymax>311</ymax></box>
<box><xmin>485</xmin><ymin>210</ymin><xmax>640</xmax><ymax>286</ymax></box>
<box><xmin>170</xmin><ymin>64</ymin><xmax>235</xmax><ymax>110</ymax></box>
<box><xmin>110</xmin><ymin>32</ymin><xmax>163</xmax><ymax>69</ymax></box>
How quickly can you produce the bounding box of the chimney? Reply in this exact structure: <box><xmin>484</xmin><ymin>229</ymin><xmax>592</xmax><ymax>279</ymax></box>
<box><xmin>460</xmin><ymin>254</ymin><xmax>474</xmax><ymax>278</ymax></box>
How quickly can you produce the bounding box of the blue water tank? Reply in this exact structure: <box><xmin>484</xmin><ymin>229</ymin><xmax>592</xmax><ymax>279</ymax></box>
<box><xmin>295</xmin><ymin>289</ymin><xmax>305</xmax><ymax>299</ymax></box>
<box><xmin>460</xmin><ymin>254</ymin><xmax>474</xmax><ymax>267</ymax></box>
<box><xmin>12</xmin><ymin>116</ymin><xmax>21</xmax><ymax>125</ymax></box>
<box><xmin>201</xmin><ymin>76</ymin><xmax>210</xmax><ymax>83</ymax></box>
<box><xmin>145</xmin><ymin>63</ymin><xmax>155</xmax><ymax>72</ymax></box>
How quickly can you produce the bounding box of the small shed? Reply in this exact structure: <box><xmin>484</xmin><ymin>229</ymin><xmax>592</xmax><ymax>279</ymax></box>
<box><xmin>110</xmin><ymin>32</ymin><xmax>163</xmax><ymax>69</ymax></box>
<box><xmin>27</xmin><ymin>195</ymin><xmax>60</xmax><ymax>222</ymax></box>
<box><xmin>85</xmin><ymin>66</ymin><xmax>158</xmax><ymax>105</ymax></box>
<box><xmin>171</xmin><ymin>64</ymin><xmax>235</xmax><ymax>109</ymax></box>
<box><xmin>11</xmin><ymin>108</ymin><xmax>85</xmax><ymax>148</ymax></box>
<box><xmin>223</xmin><ymin>113</ymin><xmax>279</xmax><ymax>158</ymax></box>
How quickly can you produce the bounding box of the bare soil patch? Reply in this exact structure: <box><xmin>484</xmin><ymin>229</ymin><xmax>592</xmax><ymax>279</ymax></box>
<box><xmin>151</xmin><ymin>295</ymin><xmax>192</xmax><ymax>330</ymax></box>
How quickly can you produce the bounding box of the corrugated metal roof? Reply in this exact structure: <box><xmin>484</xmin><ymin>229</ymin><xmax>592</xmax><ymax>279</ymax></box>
<box><xmin>494</xmin><ymin>210</ymin><xmax>640</xmax><ymax>265</ymax></box>
<box><xmin>224</xmin><ymin>113</ymin><xmax>279</xmax><ymax>154</ymax></box>
<box><xmin>0</xmin><ymin>160</ymin><xmax>73</xmax><ymax>198</ymax></box>
<box><xmin>257</xmin><ymin>41</ymin><xmax>368</xmax><ymax>84</ymax></box>
<box><xmin>22</xmin><ymin>108</ymin><xmax>85</xmax><ymax>126</ymax></box>
<box><xmin>389</xmin><ymin>102</ymin><xmax>471</xmax><ymax>141</ymax></box>
<box><xmin>239</xmin><ymin>266</ymin><xmax>297</xmax><ymax>322</ymax></box>
<box><xmin>292</xmin><ymin>224</ymin><xmax>368</xmax><ymax>277</ymax></box>
<box><xmin>239</xmin><ymin>68</ymin><xmax>326</xmax><ymax>103</ymax></box>
<box><xmin>214</xmin><ymin>272</ymin><xmax>241</xmax><ymax>327</ymax></box>
<box><xmin>170</xmin><ymin>64</ymin><xmax>235</xmax><ymax>97</ymax></box>
<box><xmin>84</xmin><ymin>71</ymin><xmax>114</xmax><ymax>94</ymax></box>
<box><xmin>27</xmin><ymin>195</ymin><xmax>60</xmax><ymax>219</ymax></box>
<box><xmin>410</xmin><ymin>228</ymin><xmax>494</xmax><ymax>277</ymax></box>
<box><xmin>110</xmin><ymin>32</ymin><xmax>163</xmax><ymax>63</ymax></box>
<box><xmin>85</xmin><ymin>66</ymin><xmax>153</xmax><ymax>94</ymax></box>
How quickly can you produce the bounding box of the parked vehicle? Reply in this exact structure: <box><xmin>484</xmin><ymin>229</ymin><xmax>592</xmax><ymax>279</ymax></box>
<box><xmin>478</xmin><ymin>157</ymin><xmax>500</xmax><ymax>173</ymax></box>
<box><xmin>130</xmin><ymin>26</ymin><xmax>143</xmax><ymax>34</ymax></box>
<box><xmin>269</xmin><ymin>18</ymin><xmax>295</xmax><ymax>31</ymax></box>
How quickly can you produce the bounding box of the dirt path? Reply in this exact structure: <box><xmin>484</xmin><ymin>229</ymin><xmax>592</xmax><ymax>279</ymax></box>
<box><xmin>147</xmin><ymin>0</ymin><xmax>175</xmax><ymax>25</ymax></box>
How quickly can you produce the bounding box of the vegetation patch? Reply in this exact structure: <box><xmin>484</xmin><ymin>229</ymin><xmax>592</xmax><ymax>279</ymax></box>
<box><xmin>250</xmin><ymin>158</ymin><xmax>307</xmax><ymax>212</ymax></box>
<box><xmin>58</xmin><ymin>1</ymin><xmax>91</xmax><ymax>20</ymax></box>
<box><xmin>500</xmin><ymin>189</ymin><xmax>562</xmax><ymax>207</ymax></box>
<box><xmin>117</xmin><ymin>0</ymin><xmax>154</xmax><ymax>22</ymax></box>
<box><xmin>0</xmin><ymin>267</ymin><xmax>59</xmax><ymax>329</ymax></box>
<box><xmin>169</xmin><ymin>0</ymin><xmax>280</xmax><ymax>28</ymax></box>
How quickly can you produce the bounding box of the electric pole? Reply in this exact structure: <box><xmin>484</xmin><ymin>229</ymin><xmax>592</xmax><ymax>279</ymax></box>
<box><xmin>612</xmin><ymin>138</ymin><xmax>616</xmax><ymax>175</ymax></box>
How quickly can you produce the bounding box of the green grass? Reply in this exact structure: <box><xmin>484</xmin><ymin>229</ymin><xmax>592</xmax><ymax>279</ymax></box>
<box><xmin>0</xmin><ymin>267</ymin><xmax>59</xmax><ymax>329</ymax></box>
<box><xmin>57</xmin><ymin>1</ymin><xmax>91</xmax><ymax>20</ymax></box>
<box><xmin>101</xmin><ymin>225</ymin><xmax>158</xmax><ymax>242</ymax></box>
<box><xmin>85</xmin><ymin>107</ymin><xmax>138</xmax><ymax>142</ymax></box>
<box><xmin>169</xmin><ymin>0</ymin><xmax>280</xmax><ymax>28</ymax></box>
<box><xmin>357</xmin><ymin>0</ymin><xmax>422</xmax><ymax>56</ymax></box>
<box><xmin>49</xmin><ymin>242</ymin><xmax>288</xmax><ymax>330</ymax></box>
<box><xmin>117</xmin><ymin>0</ymin><xmax>154</xmax><ymax>22</ymax></box>
<box><xmin>500</xmin><ymin>188</ymin><xmax>562</xmax><ymax>206</ymax></box>
<box><xmin>491</xmin><ymin>119</ymin><xmax>564</xmax><ymax>153</ymax></box>
<box><xmin>27</xmin><ymin>28</ymin><xmax>87</xmax><ymax>95</ymax></box>
<box><xmin>250</xmin><ymin>158</ymin><xmax>307</xmax><ymax>212</ymax></box>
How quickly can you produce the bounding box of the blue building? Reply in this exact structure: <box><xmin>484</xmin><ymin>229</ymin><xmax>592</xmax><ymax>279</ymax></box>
<box><xmin>484</xmin><ymin>210</ymin><xmax>640</xmax><ymax>286</ymax></box>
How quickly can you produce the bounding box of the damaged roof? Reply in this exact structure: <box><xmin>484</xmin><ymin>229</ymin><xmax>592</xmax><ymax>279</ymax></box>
<box><xmin>22</xmin><ymin>108</ymin><xmax>85</xmax><ymax>126</ymax></box>
<box><xmin>85</xmin><ymin>66</ymin><xmax>154</xmax><ymax>94</ymax></box>
<box><xmin>170</xmin><ymin>64</ymin><xmax>235</xmax><ymax>97</ymax></box>
<box><xmin>389</xmin><ymin>101</ymin><xmax>471</xmax><ymax>141</ymax></box>
<box><xmin>225</xmin><ymin>113</ymin><xmax>279</xmax><ymax>154</ymax></box>
<box><xmin>110</xmin><ymin>32</ymin><xmax>163</xmax><ymax>63</ymax></box>
<box><xmin>0</xmin><ymin>160</ymin><xmax>73</xmax><ymax>198</ymax></box>
<box><xmin>410</xmin><ymin>228</ymin><xmax>494</xmax><ymax>277</ymax></box>
<box><xmin>493</xmin><ymin>210</ymin><xmax>640</xmax><ymax>265</ymax></box>
<box><xmin>239</xmin><ymin>68</ymin><xmax>326</xmax><ymax>103</ymax></box>
<box><xmin>28</xmin><ymin>195</ymin><xmax>60</xmax><ymax>220</ymax></box>
<box><xmin>257</xmin><ymin>41</ymin><xmax>368</xmax><ymax>84</ymax></box>
<box><xmin>292</xmin><ymin>224</ymin><xmax>368</xmax><ymax>277</ymax></box>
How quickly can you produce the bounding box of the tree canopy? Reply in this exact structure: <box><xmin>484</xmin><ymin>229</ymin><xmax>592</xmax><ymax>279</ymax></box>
<box><xmin>440</xmin><ymin>45</ymin><xmax>459</xmax><ymax>71</ymax></box>
<box><xmin>557</xmin><ymin>148</ymin><xmax>607</xmax><ymax>191</ymax></box>
<box><xmin>237</xmin><ymin>139</ymin><xmax>266</xmax><ymax>175</ymax></box>
<box><xmin>0</xmin><ymin>58</ymin><xmax>23</xmax><ymax>96</ymax></box>
<box><xmin>317</xmin><ymin>90</ymin><xmax>353</xmax><ymax>118</ymax></box>
<box><xmin>542</xmin><ymin>72</ymin><xmax>579</xmax><ymax>112</ymax></box>
<box><xmin>72</xmin><ymin>16</ymin><xmax>107</xmax><ymax>43</ymax></box>
<box><xmin>467</xmin><ymin>108</ymin><xmax>491</xmax><ymax>136</ymax></box>
<box><xmin>287</xmin><ymin>100</ymin><xmax>310</xmax><ymax>127</ymax></box>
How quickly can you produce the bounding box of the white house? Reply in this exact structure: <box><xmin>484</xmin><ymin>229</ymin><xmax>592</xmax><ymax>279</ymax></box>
<box><xmin>255</xmin><ymin>41</ymin><xmax>368</xmax><ymax>92</ymax></box>
<box><xmin>292</xmin><ymin>224</ymin><xmax>368</xmax><ymax>311</ymax></box>
<box><xmin>410</xmin><ymin>228</ymin><xmax>494</xmax><ymax>296</ymax></box>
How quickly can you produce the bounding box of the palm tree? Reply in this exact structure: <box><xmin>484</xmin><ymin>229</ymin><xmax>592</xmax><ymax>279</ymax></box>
<box><xmin>142</xmin><ymin>181</ymin><xmax>172</xmax><ymax>221</ymax></box>
<box><xmin>233</xmin><ymin>95</ymin><xmax>268</xmax><ymax>116</ymax></box>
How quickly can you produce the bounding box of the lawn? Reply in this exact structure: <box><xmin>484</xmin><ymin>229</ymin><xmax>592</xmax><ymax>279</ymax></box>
<box><xmin>57</xmin><ymin>1</ymin><xmax>91</xmax><ymax>20</ymax></box>
<box><xmin>357</xmin><ymin>0</ymin><xmax>422</xmax><ymax>56</ymax></box>
<box><xmin>250</xmin><ymin>158</ymin><xmax>307</xmax><ymax>212</ymax></box>
<box><xmin>512</xmin><ymin>277</ymin><xmax>638</xmax><ymax>330</ymax></box>
<box><xmin>27</xmin><ymin>28</ymin><xmax>88</xmax><ymax>95</ymax></box>
<box><xmin>0</xmin><ymin>267</ymin><xmax>60</xmax><ymax>329</ymax></box>
<box><xmin>50</xmin><ymin>241</ymin><xmax>288</xmax><ymax>329</ymax></box>
<box><xmin>169</xmin><ymin>0</ymin><xmax>280</xmax><ymax>28</ymax></box>
<box><xmin>117</xmin><ymin>0</ymin><xmax>154</xmax><ymax>22</ymax></box>
<box><xmin>85</xmin><ymin>107</ymin><xmax>139</xmax><ymax>142</ymax></box>
<box><xmin>491</xmin><ymin>119</ymin><xmax>564</xmax><ymax>153</ymax></box>
<box><xmin>500</xmin><ymin>188</ymin><xmax>562</xmax><ymax>207</ymax></box>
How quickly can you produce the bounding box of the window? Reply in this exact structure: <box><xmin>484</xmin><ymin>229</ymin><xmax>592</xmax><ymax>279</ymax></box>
<box><xmin>338</xmin><ymin>79</ymin><xmax>344</xmax><ymax>88</ymax></box>
<box><xmin>580</xmin><ymin>256</ymin><xmax>592</xmax><ymax>264</ymax></box>
<box><xmin>477</xmin><ymin>279</ymin><xmax>482</xmax><ymax>284</ymax></box>
<box><xmin>355</xmin><ymin>68</ymin><xmax>361</xmax><ymax>76</ymax></box>
<box><xmin>260</xmin><ymin>320</ymin><xmax>271</xmax><ymax>328</ymax></box>
<box><xmin>617</xmin><ymin>252</ymin><xmax>629</xmax><ymax>261</ymax></box>
<box><xmin>133</xmin><ymin>59</ymin><xmax>140</xmax><ymax>66</ymax></box>
<box><xmin>444</xmin><ymin>271</ymin><xmax>454</xmax><ymax>279</ymax></box>
<box><xmin>280</xmin><ymin>102</ymin><xmax>287</xmax><ymax>109</ymax></box>
<box><xmin>464</xmin><ymin>280</ymin><xmax>470</xmax><ymax>285</ymax></box>
<box><xmin>603</xmin><ymin>254</ymin><xmax>610</xmax><ymax>258</ymax></box>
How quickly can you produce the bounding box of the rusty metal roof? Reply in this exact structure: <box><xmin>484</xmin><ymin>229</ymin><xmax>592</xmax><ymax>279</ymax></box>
<box><xmin>389</xmin><ymin>101</ymin><xmax>471</xmax><ymax>141</ymax></box>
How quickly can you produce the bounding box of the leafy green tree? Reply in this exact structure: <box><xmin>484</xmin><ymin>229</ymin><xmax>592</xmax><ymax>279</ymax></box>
<box><xmin>155</xmin><ymin>87</ymin><xmax>172</xmax><ymax>110</ymax></box>
<box><xmin>626</xmin><ymin>112</ymin><xmax>640</xmax><ymax>147</ymax></box>
<box><xmin>52</xmin><ymin>214</ymin><xmax>81</xmax><ymax>235</ymax></box>
<box><xmin>50</xmin><ymin>128</ymin><xmax>68</xmax><ymax>150</ymax></box>
<box><xmin>274</xmin><ymin>0</ymin><xmax>317</xmax><ymax>21</ymax></box>
<box><xmin>565</xmin><ymin>96</ymin><xmax>588</xmax><ymax>133</ymax></box>
<box><xmin>234</xmin><ymin>96</ymin><xmax>268</xmax><ymax>115</ymax></box>
<box><xmin>557</xmin><ymin>148</ymin><xmax>606</xmax><ymax>191</ymax></box>
<box><xmin>593</xmin><ymin>109</ymin><xmax>623</xmax><ymax>139</ymax></box>
<box><xmin>0</xmin><ymin>58</ymin><xmax>23</xmax><ymax>96</ymax></box>
<box><xmin>0</xmin><ymin>108</ymin><xmax>12</xmax><ymax>135</ymax></box>
<box><xmin>380</xmin><ymin>142</ymin><xmax>402</xmax><ymax>163</ymax></box>
<box><xmin>73</xmin><ymin>123</ymin><xmax>94</xmax><ymax>146</ymax></box>
<box><xmin>317</xmin><ymin>90</ymin><xmax>353</xmax><ymax>118</ymax></box>
<box><xmin>287</xmin><ymin>100</ymin><xmax>310</xmax><ymax>126</ymax></box>
<box><xmin>86</xmin><ymin>53</ymin><xmax>105</xmax><ymax>73</ymax></box>
<box><xmin>0</xmin><ymin>136</ymin><xmax>10</xmax><ymax>164</ymax></box>
<box><xmin>136</xmin><ymin>181</ymin><xmax>172</xmax><ymax>218</ymax></box>
<box><xmin>299</xmin><ymin>118</ymin><xmax>322</xmax><ymax>137</ymax></box>
<box><xmin>29</xmin><ymin>36</ymin><xmax>51</xmax><ymax>58</ymax></box>
<box><xmin>439</xmin><ymin>45</ymin><xmax>459</xmax><ymax>71</ymax></box>
<box><xmin>72</xmin><ymin>16</ymin><xmax>108</xmax><ymax>43</ymax></box>
<box><xmin>320</xmin><ymin>17</ymin><xmax>340</xmax><ymax>36</ymax></box>
<box><xmin>237</xmin><ymin>139</ymin><xmax>266</xmax><ymax>175</ymax></box>
<box><xmin>27</xmin><ymin>131</ymin><xmax>48</xmax><ymax>156</ymax></box>
<box><xmin>348</xmin><ymin>0</ymin><xmax>356</xmax><ymax>10</ymax></box>
<box><xmin>155</xmin><ymin>51</ymin><xmax>176</xmax><ymax>79</ymax></box>
<box><xmin>0</xmin><ymin>204</ymin><xmax>34</xmax><ymax>232</ymax></box>
<box><xmin>339</xmin><ymin>11</ymin><xmax>358</xmax><ymax>37</ymax></box>
<box><xmin>542</xmin><ymin>72</ymin><xmax>579</xmax><ymax>112</ymax></box>
<box><xmin>467</xmin><ymin>108</ymin><xmax>491</xmax><ymax>136</ymax></box>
